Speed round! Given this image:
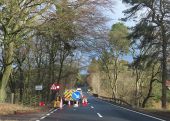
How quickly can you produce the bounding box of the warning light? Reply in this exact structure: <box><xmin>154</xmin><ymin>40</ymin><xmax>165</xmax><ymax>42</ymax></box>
<box><xmin>57</xmin><ymin>85</ymin><xmax>60</xmax><ymax>89</ymax></box>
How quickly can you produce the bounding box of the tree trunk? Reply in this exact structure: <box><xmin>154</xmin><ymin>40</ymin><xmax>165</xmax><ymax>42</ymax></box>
<box><xmin>111</xmin><ymin>57</ymin><xmax>118</xmax><ymax>99</ymax></box>
<box><xmin>11</xmin><ymin>93</ymin><xmax>15</xmax><ymax>104</ymax></box>
<box><xmin>19</xmin><ymin>67</ymin><xmax>24</xmax><ymax>102</ymax></box>
<box><xmin>142</xmin><ymin>79</ymin><xmax>154</xmax><ymax>108</ymax></box>
<box><xmin>161</xmin><ymin>24</ymin><xmax>167</xmax><ymax>109</ymax></box>
<box><xmin>57</xmin><ymin>53</ymin><xmax>65</xmax><ymax>84</ymax></box>
<box><xmin>9</xmin><ymin>75</ymin><xmax>16</xmax><ymax>104</ymax></box>
<box><xmin>48</xmin><ymin>56</ymin><xmax>53</xmax><ymax>102</ymax></box>
<box><xmin>0</xmin><ymin>42</ymin><xmax>14</xmax><ymax>102</ymax></box>
<box><xmin>135</xmin><ymin>68</ymin><xmax>141</xmax><ymax>107</ymax></box>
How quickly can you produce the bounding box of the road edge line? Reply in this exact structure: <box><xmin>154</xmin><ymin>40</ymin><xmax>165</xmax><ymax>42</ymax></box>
<box><xmin>97</xmin><ymin>98</ymin><xmax>165</xmax><ymax>121</ymax></box>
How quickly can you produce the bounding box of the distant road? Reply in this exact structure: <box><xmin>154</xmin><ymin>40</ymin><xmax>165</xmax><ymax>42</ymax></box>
<box><xmin>37</xmin><ymin>92</ymin><xmax>166</xmax><ymax>121</ymax></box>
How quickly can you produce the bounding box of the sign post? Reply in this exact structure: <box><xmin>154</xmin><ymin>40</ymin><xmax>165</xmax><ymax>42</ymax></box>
<box><xmin>50</xmin><ymin>83</ymin><xmax>60</xmax><ymax>101</ymax></box>
<box><xmin>72</xmin><ymin>91</ymin><xmax>81</xmax><ymax>107</ymax></box>
<box><xmin>35</xmin><ymin>85</ymin><xmax>43</xmax><ymax>106</ymax></box>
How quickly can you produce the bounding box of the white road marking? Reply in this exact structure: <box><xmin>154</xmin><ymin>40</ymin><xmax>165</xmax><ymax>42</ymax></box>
<box><xmin>49</xmin><ymin>108</ymin><xmax>53</xmax><ymax>112</ymax></box>
<box><xmin>113</xmin><ymin>105</ymin><xmax>165</xmax><ymax>121</ymax></box>
<box><xmin>40</xmin><ymin>116</ymin><xmax>46</xmax><ymax>119</ymax></box>
<box><xmin>97</xmin><ymin>98</ymin><xmax>165</xmax><ymax>121</ymax></box>
<box><xmin>37</xmin><ymin>104</ymin><xmax>66</xmax><ymax>121</ymax></box>
<box><xmin>46</xmin><ymin>113</ymin><xmax>50</xmax><ymax>116</ymax></box>
<box><xmin>97</xmin><ymin>113</ymin><xmax>103</xmax><ymax>118</ymax></box>
<box><xmin>91</xmin><ymin>106</ymin><xmax>94</xmax><ymax>109</ymax></box>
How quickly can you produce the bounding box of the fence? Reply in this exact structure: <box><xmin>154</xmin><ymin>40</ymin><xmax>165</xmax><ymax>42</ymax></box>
<box><xmin>5</xmin><ymin>92</ymin><xmax>42</xmax><ymax>107</ymax></box>
<box><xmin>92</xmin><ymin>93</ymin><xmax>132</xmax><ymax>107</ymax></box>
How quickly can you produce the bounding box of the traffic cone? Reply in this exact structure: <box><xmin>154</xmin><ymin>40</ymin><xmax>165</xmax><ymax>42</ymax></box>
<box><xmin>68</xmin><ymin>100</ymin><xmax>71</xmax><ymax>107</ymax></box>
<box><xmin>82</xmin><ymin>98</ymin><xmax>85</xmax><ymax>106</ymax></box>
<box><xmin>84</xmin><ymin>98</ymin><xmax>88</xmax><ymax>106</ymax></box>
<box><xmin>60</xmin><ymin>98</ymin><xmax>63</xmax><ymax>109</ymax></box>
<box><xmin>85</xmin><ymin>98</ymin><xmax>88</xmax><ymax>106</ymax></box>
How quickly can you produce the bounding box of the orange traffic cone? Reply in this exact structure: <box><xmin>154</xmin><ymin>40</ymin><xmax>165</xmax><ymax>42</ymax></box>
<box><xmin>83</xmin><ymin>97</ymin><xmax>88</xmax><ymax>106</ymax></box>
<box><xmin>60</xmin><ymin>98</ymin><xmax>63</xmax><ymax>109</ymax></box>
<box><xmin>85</xmin><ymin>98</ymin><xmax>88</xmax><ymax>106</ymax></box>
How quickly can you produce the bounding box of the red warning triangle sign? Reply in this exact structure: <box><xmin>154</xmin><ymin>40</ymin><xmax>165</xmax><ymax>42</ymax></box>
<box><xmin>50</xmin><ymin>84</ymin><xmax>60</xmax><ymax>90</ymax></box>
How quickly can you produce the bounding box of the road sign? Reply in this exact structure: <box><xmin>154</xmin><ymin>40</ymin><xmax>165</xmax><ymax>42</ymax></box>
<box><xmin>35</xmin><ymin>85</ymin><xmax>43</xmax><ymax>90</ymax></box>
<box><xmin>72</xmin><ymin>91</ymin><xmax>81</xmax><ymax>101</ymax></box>
<box><xmin>50</xmin><ymin>84</ymin><xmax>60</xmax><ymax>90</ymax></box>
<box><xmin>64</xmin><ymin>90</ymin><xmax>75</xmax><ymax>101</ymax></box>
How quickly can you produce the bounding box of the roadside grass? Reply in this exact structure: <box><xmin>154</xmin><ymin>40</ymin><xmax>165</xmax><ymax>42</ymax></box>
<box><xmin>140</xmin><ymin>102</ymin><xmax>170</xmax><ymax>120</ymax></box>
<box><xmin>151</xmin><ymin>101</ymin><xmax>170</xmax><ymax>109</ymax></box>
<box><xmin>142</xmin><ymin>108</ymin><xmax>170</xmax><ymax>120</ymax></box>
<box><xmin>142</xmin><ymin>101</ymin><xmax>170</xmax><ymax>112</ymax></box>
<box><xmin>0</xmin><ymin>103</ymin><xmax>41</xmax><ymax>115</ymax></box>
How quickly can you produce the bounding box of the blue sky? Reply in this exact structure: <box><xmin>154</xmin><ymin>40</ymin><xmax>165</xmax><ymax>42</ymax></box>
<box><xmin>106</xmin><ymin>0</ymin><xmax>134</xmax><ymax>63</ymax></box>
<box><xmin>106</xmin><ymin>1</ymin><xmax>134</xmax><ymax>27</ymax></box>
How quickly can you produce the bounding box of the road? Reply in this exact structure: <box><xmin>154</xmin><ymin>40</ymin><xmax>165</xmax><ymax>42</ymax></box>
<box><xmin>36</xmin><ymin>93</ymin><xmax>166</xmax><ymax>121</ymax></box>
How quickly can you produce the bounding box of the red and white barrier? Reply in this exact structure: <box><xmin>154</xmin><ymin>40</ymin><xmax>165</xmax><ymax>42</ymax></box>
<box><xmin>60</xmin><ymin>98</ymin><xmax>63</xmax><ymax>109</ymax></box>
<box><xmin>82</xmin><ymin>96</ymin><xmax>88</xmax><ymax>106</ymax></box>
<box><xmin>68</xmin><ymin>100</ymin><xmax>71</xmax><ymax>107</ymax></box>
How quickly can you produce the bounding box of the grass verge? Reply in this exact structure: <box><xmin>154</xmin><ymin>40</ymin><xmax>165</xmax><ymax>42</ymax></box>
<box><xmin>0</xmin><ymin>103</ymin><xmax>42</xmax><ymax>115</ymax></box>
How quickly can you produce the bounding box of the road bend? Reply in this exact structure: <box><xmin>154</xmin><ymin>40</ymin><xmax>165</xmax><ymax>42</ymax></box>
<box><xmin>37</xmin><ymin>93</ymin><xmax>166</xmax><ymax>121</ymax></box>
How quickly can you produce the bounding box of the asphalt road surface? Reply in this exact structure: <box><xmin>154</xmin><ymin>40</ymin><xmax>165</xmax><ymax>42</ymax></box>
<box><xmin>36</xmin><ymin>93</ymin><xmax>166</xmax><ymax>121</ymax></box>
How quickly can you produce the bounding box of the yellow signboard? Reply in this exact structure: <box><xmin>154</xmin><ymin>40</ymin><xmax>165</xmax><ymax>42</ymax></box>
<box><xmin>64</xmin><ymin>89</ymin><xmax>75</xmax><ymax>101</ymax></box>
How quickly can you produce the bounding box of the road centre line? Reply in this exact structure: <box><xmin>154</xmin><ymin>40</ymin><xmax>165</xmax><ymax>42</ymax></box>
<box><xmin>97</xmin><ymin>113</ymin><xmax>103</xmax><ymax>118</ymax></box>
<box><xmin>91</xmin><ymin>106</ymin><xmax>94</xmax><ymax>109</ymax></box>
<box><xmin>97</xmin><ymin>98</ymin><xmax>165</xmax><ymax>121</ymax></box>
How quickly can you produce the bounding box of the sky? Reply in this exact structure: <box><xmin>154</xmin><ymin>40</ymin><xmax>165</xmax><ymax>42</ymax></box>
<box><xmin>80</xmin><ymin>1</ymin><xmax>134</xmax><ymax>74</ymax></box>
<box><xmin>106</xmin><ymin>1</ymin><xmax>134</xmax><ymax>27</ymax></box>
<box><xmin>106</xmin><ymin>0</ymin><xmax>134</xmax><ymax>63</ymax></box>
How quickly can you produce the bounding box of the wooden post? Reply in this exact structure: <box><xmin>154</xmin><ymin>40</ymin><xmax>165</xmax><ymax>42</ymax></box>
<box><xmin>11</xmin><ymin>93</ymin><xmax>15</xmax><ymax>104</ymax></box>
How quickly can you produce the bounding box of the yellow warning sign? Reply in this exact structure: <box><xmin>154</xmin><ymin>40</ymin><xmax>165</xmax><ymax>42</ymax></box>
<box><xmin>64</xmin><ymin>90</ymin><xmax>75</xmax><ymax>101</ymax></box>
